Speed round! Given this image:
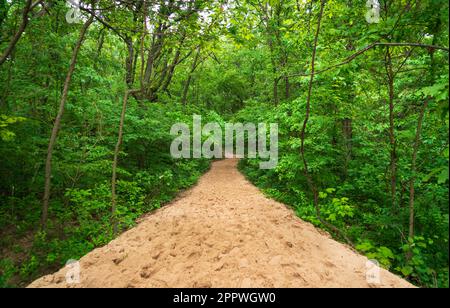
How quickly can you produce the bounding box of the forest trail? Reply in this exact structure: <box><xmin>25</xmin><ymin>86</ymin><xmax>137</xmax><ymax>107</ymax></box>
<box><xmin>28</xmin><ymin>159</ymin><xmax>413</xmax><ymax>288</ymax></box>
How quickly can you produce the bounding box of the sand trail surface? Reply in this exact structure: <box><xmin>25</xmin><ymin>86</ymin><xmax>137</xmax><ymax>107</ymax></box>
<box><xmin>29</xmin><ymin>159</ymin><xmax>413</xmax><ymax>288</ymax></box>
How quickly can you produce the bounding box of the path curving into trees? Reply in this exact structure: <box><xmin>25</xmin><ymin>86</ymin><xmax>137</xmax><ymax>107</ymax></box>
<box><xmin>28</xmin><ymin>159</ymin><xmax>413</xmax><ymax>288</ymax></box>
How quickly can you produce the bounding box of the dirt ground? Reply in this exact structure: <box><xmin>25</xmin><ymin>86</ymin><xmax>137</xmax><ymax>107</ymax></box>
<box><xmin>28</xmin><ymin>159</ymin><xmax>414</xmax><ymax>288</ymax></box>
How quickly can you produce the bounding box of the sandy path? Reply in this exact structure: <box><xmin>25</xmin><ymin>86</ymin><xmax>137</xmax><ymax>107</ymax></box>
<box><xmin>28</xmin><ymin>159</ymin><xmax>413</xmax><ymax>288</ymax></box>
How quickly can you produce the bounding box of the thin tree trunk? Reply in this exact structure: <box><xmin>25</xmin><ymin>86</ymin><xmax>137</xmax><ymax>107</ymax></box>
<box><xmin>0</xmin><ymin>0</ymin><xmax>33</xmax><ymax>66</ymax></box>
<box><xmin>41</xmin><ymin>16</ymin><xmax>94</xmax><ymax>229</ymax></box>
<box><xmin>407</xmin><ymin>99</ymin><xmax>429</xmax><ymax>256</ymax></box>
<box><xmin>94</xmin><ymin>28</ymin><xmax>105</xmax><ymax>71</ymax></box>
<box><xmin>125</xmin><ymin>36</ymin><xmax>134</xmax><ymax>87</ymax></box>
<box><xmin>284</xmin><ymin>75</ymin><xmax>290</xmax><ymax>99</ymax></box>
<box><xmin>299</xmin><ymin>0</ymin><xmax>352</xmax><ymax>245</ymax></box>
<box><xmin>161</xmin><ymin>33</ymin><xmax>186</xmax><ymax>93</ymax></box>
<box><xmin>154</xmin><ymin>50</ymin><xmax>171</xmax><ymax>89</ymax></box>
<box><xmin>386</xmin><ymin>47</ymin><xmax>397</xmax><ymax>209</ymax></box>
<box><xmin>269</xmin><ymin>47</ymin><xmax>278</xmax><ymax>105</ymax></box>
<box><xmin>131</xmin><ymin>45</ymin><xmax>139</xmax><ymax>85</ymax></box>
<box><xmin>282</xmin><ymin>51</ymin><xmax>289</xmax><ymax>99</ymax></box>
<box><xmin>273</xmin><ymin>75</ymin><xmax>279</xmax><ymax>106</ymax></box>
<box><xmin>342</xmin><ymin>118</ymin><xmax>352</xmax><ymax>178</ymax></box>
<box><xmin>161</xmin><ymin>49</ymin><xmax>181</xmax><ymax>93</ymax></box>
<box><xmin>111</xmin><ymin>88</ymin><xmax>139</xmax><ymax>235</ymax></box>
<box><xmin>139</xmin><ymin>0</ymin><xmax>148</xmax><ymax>91</ymax></box>
<box><xmin>143</xmin><ymin>23</ymin><xmax>164</xmax><ymax>87</ymax></box>
<box><xmin>182</xmin><ymin>46</ymin><xmax>200</xmax><ymax>105</ymax></box>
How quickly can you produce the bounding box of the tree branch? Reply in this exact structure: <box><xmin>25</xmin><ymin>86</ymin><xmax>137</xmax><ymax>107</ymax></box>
<box><xmin>282</xmin><ymin>42</ymin><xmax>449</xmax><ymax>80</ymax></box>
<box><xmin>0</xmin><ymin>0</ymin><xmax>37</xmax><ymax>65</ymax></box>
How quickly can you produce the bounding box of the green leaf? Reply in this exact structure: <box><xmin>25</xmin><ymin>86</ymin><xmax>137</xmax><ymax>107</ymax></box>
<box><xmin>437</xmin><ymin>168</ymin><xmax>449</xmax><ymax>184</ymax></box>
<box><xmin>400</xmin><ymin>266</ymin><xmax>413</xmax><ymax>276</ymax></box>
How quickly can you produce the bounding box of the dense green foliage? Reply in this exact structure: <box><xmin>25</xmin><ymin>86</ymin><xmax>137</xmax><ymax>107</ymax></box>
<box><xmin>0</xmin><ymin>0</ymin><xmax>448</xmax><ymax>288</ymax></box>
<box><xmin>0</xmin><ymin>98</ymin><xmax>211</xmax><ymax>286</ymax></box>
<box><xmin>230</xmin><ymin>0</ymin><xmax>449</xmax><ymax>287</ymax></box>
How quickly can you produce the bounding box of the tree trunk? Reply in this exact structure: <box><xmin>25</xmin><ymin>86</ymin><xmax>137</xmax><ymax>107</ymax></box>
<box><xmin>161</xmin><ymin>33</ymin><xmax>186</xmax><ymax>93</ymax></box>
<box><xmin>0</xmin><ymin>0</ymin><xmax>33</xmax><ymax>66</ymax></box>
<box><xmin>125</xmin><ymin>36</ymin><xmax>135</xmax><ymax>87</ymax></box>
<box><xmin>268</xmin><ymin>47</ymin><xmax>278</xmax><ymax>105</ymax></box>
<box><xmin>282</xmin><ymin>51</ymin><xmax>289</xmax><ymax>99</ymax></box>
<box><xmin>111</xmin><ymin>88</ymin><xmax>139</xmax><ymax>235</ymax></box>
<box><xmin>386</xmin><ymin>47</ymin><xmax>397</xmax><ymax>209</ymax></box>
<box><xmin>299</xmin><ymin>0</ymin><xmax>352</xmax><ymax>245</ymax></box>
<box><xmin>139</xmin><ymin>0</ymin><xmax>148</xmax><ymax>91</ymax></box>
<box><xmin>143</xmin><ymin>24</ymin><xmax>164</xmax><ymax>88</ymax></box>
<box><xmin>342</xmin><ymin>117</ymin><xmax>352</xmax><ymax>177</ymax></box>
<box><xmin>273</xmin><ymin>76</ymin><xmax>279</xmax><ymax>106</ymax></box>
<box><xmin>264</xmin><ymin>17</ymin><xmax>278</xmax><ymax>106</ymax></box>
<box><xmin>94</xmin><ymin>28</ymin><xmax>105</xmax><ymax>71</ymax></box>
<box><xmin>284</xmin><ymin>75</ymin><xmax>290</xmax><ymax>99</ymax></box>
<box><xmin>181</xmin><ymin>46</ymin><xmax>200</xmax><ymax>105</ymax></box>
<box><xmin>407</xmin><ymin>99</ymin><xmax>429</xmax><ymax>257</ymax></box>
<box><xmin>41</xmin><ymin>16</ymin><xmax>94</xmax><ymax>230</ymax></box>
